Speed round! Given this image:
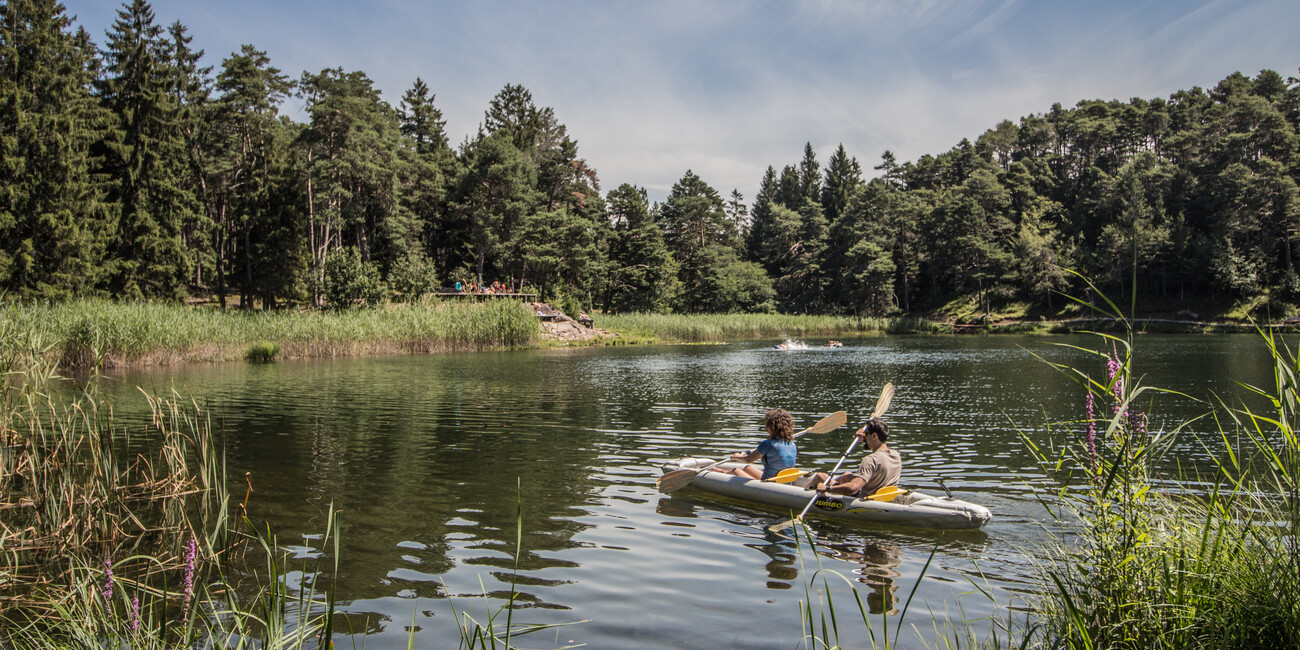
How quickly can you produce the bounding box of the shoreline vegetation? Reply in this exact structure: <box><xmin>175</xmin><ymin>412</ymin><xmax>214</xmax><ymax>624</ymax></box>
<box><xmin>4</xmin><ymin>301</ymin><xmax>1298</xmax><ymax>648</ymax></box>
<box><xmin>5</xmin><ymin>298</ymin><xmax>1299</xmax><ymax>371</ymax></box>
<box><xmin>8</xmin><ymin>3</ymin><xmax>1300</xmax><ymax>335</ymax></box>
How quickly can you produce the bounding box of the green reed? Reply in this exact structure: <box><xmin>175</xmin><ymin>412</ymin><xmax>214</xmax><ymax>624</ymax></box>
<box><xmin>444</xmin><ymin>481</ymin><xmax>586</xmax><ymax>649</ymax></box>
<box><xmin>1018</xmin><ymin>282</ymin><xmax>1300</xmax><ymax>648</ymax></box>
<box><xmin>790</xmin><ymin>522</ymin><xmax>1020</xmax><ymax>650</ymax></box>
<box><xmin>0</xmin><ymin>298</ymin><xmax>539</xmax><ymax>369</ymax></box>
<box><xmin>0</xmin><ymin>334</ymin><xmax>349</xmax><ymax>648</ymax></box>
<box><xmin>595</xmin><ymin>312</ymin><xmax>949</xmax><ymax>342</ymax></box>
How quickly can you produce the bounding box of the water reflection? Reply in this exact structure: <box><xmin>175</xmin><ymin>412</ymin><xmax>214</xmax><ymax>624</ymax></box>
<box><xmin>78</xmin><ymin>334</ymin><xmax>1286</xmax><ymax>648</ymax></box>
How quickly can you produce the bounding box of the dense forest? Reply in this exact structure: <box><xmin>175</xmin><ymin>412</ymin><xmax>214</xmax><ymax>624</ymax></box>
<box><xmin>3</xmin><ymin>0</ymin><xmax>1298</xmax><ymax>318</ymax></box>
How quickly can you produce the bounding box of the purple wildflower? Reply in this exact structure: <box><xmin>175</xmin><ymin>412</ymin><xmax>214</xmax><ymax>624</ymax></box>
<box><xmin>101</xmin><ymin>558</ymin><xmax>114</xmax><ymax>602</ymax></box>
<box><xmin>183</xmin><ymin>536</ymin><xmax>198</xmax><ymax>600</ymax></box>
<box><xmin>1084</xmin><ymin>391</ymin><xmax>1098</xmax><ymax>473</ymax></box>
<box><xmin>1107</xmin><ymin>355</ymin><xmax>1124</xmax><ymax>415</ymax></box>
<box><xmin>1133</xmin><ymin>411</ymin><xmax>1148</xmax><ymax>438</ymax></box>
<box><xmin>129</xmin><ymin>594</ymin><xmax>141</xmax><ymax>633</ymax></box>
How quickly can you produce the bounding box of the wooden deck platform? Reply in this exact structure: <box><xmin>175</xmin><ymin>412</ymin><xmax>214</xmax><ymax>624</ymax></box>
<box><xmin>431</xmin><ymin>290</ymin><xmax>537</xmax><ymax>301</ymax></box>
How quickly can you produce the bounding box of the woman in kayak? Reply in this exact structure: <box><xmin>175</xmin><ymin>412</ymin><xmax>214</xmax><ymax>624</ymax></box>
<box><xmin>804</xmin><ymin>417</ymin><xmax>900</xmax><ymax>497</ymax></box>
<box><xmin>718</xmin><ymin>408</ymin><xmax>798</xmax><ymax>480</ymax></box>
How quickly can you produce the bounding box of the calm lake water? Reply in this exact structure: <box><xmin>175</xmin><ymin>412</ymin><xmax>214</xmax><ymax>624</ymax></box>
<box><xmin>90</xmin><ymin>333</ymin><xmax>1285</xmax><ymax>648</ymax></box>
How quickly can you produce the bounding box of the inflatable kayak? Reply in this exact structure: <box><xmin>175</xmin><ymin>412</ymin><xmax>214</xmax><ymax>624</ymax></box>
<box><xmin>660</xmin><ymin>457</ymin><xmax>992</xmax><ymax>530</ymax></box>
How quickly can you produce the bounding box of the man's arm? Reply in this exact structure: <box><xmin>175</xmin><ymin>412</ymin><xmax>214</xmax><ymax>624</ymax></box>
<box><xmin>819</xmin><ymin>474</ymin><xmax>866</xmax><ymax>496</ymax></box>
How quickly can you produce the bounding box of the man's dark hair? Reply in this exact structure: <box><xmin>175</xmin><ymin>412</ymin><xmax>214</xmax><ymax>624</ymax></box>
<box><xmin>865</xmin><ymin>417</ymin><xmax>889</xmax><ymax>443</ymax></box>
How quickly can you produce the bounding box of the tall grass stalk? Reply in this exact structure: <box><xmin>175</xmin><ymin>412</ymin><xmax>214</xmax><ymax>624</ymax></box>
<box><xmin>0</xmin><ymin>335</ymin><xmax>351</xmax><ymax>647</ymax></box>
<box><xmin>0</xmin><ymin>298</ymin><xmax>539</xmax><ymax>369</ymax></box>
<box><xmin>1019</xmin><ymin>280</ymin><xmax>1300</xmax><ymax>648</ymax></box>
<box><xmin>790</xmin><ymin>523</ymin><xmax>1018</xmax><ymax>649</ymax></box>
<box><xmin>443</xmin><ymin>481</ymin><xmax>586</xmax><ymax>649</ymax></box>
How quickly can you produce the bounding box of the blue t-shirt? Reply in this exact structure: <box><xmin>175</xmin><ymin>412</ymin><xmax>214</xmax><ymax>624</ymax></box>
<box><xmin>754</xmin><ymin>438</ymin><xmax>797</xmax><ymax>480</ymax></box>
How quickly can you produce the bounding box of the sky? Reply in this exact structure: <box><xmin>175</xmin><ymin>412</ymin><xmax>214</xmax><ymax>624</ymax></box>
<box><xmin>61</xmin><ymin>0</ymin><xmax>1300</xmax><ymax>204</ymax></box>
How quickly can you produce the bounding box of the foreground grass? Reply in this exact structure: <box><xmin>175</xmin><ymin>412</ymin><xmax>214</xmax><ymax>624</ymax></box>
<box><xmin>2</xmin><ymin>298</ymin><xmax>540</xmax><ymax>369</ymax></box>
<box><xmin>0</xmin><ymin>331</ymin><xmax>344</xmax><ymax>648</ymax></box>
<box><xmin>1017</xmin><ymin>287</ymin><xmax>1300</xmax><ymax>648</ymax></box>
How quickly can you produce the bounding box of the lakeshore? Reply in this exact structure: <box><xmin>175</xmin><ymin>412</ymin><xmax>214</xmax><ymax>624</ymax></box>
<box><xmin>5</xmin><ymin>298</ymin><xmax>1298</xmax><ymax>371</ymax></box>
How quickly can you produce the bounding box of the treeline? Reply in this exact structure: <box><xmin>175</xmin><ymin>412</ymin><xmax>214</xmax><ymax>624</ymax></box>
<box><xmin>3</xmin><ymin>1</ymin><xmax>1299</xmax><ymax>317</ymax></box>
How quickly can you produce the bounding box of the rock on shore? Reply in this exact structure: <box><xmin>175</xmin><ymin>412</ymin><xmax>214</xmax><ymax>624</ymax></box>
<box><xmin>526</xmin><ymin>302</ymin><xmax>610</xmax><ymax>343</ymax></box>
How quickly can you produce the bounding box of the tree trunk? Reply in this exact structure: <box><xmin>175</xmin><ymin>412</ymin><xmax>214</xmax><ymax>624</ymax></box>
<box><xmin>216</xmin><ymin>202</ymin><xmax>227</xmax><ymax>309</ymax></box>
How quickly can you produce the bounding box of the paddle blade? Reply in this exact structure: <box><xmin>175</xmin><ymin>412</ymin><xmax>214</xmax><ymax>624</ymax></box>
<box><xmin>866</xmin><ymin>486</ymin><xmax>906</xmax><ymax>502</ymax></box>
<box><xmin>765</xmin><ymin>468</ymin><xmax>806</xmax><ymax>483</ymax></box>
<box><xmin>767</xmin><ymin>517</ymin><xmax>799</xmax><ymax>533</ymax></box>
<box><xmin>810</xmin><ymin>411</ymin><xmax>846</xmax><ymax>434</ymax></box>
<box><xmin>656</xmin><ymin>469</ymin><xmax>701</xmax><ymax>494</ymax></box>
<box><xmin>871</xmin><ymin>383</ymin><xmax>896</xmax><ymax>419</ymax></box>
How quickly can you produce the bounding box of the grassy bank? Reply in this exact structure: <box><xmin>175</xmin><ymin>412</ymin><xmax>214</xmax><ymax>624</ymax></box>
<box><xmin>595</xmin><ymin>312</ymin><xmax>951</xmax><ymax>342</ymax></box>
<box><xmin>2</xmin><ymin>298</ymin><xmax>540</xmax><ymax>369</ymax></box>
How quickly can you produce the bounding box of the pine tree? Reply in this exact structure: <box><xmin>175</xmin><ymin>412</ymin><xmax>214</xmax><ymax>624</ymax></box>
<box><xmin>396</xmin><ymin>77</ymin><xmax>453</xmax><ymax>286</ymax></box>
<box><xmin>745</xmin><ymin>166</ymin><xmax>777</xmax><ymax>262</ymax></box>
<box><xmin>604</xmin><ymin>184</ymin><xmax>680</xmax><ymax>312</ymax></box>
<box><xmin>448</xmin><ymin>131</ymin><xmax>536</xmax><ymax>284</ymax></box>
<box><xmin>820</xmin><ymin>144</ymin><xmax>862</xmax><ymax>226</ymax></box>
<box><xmin>0</xmin><ymin>0</ymin><xmax>112</xmax><ymax>297</ymax></box>
<box><xmin>97</xmin><ymin>0</ymin><xmax>193</xmax><ymax>299</ymax></box>
<box><xmin>210</xmin><ymin>44</ymin><xmax>293</xmax><ymax>307</ymax></box>
<box><xmin>298</xmin><ymin>67</ymin><xmax>404</xmax><ymax>303</ymax></box>
<box><xmin>164</xmin><ymin>20</ymin><xmax>214</xmax><ymax>292</ymax></box>
<box><xmin>657</xmin><ymin>170</ymin><xmax>763</xmax><ymax>312</ymax></box>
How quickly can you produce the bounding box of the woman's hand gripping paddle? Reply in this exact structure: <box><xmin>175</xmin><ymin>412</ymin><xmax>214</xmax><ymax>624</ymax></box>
<box><xmin>656</xmin><ymin>411</ymin><xmax>846</xmax><ymax>494</ymax></box>
<box><xmin>768</xmin><ymin>383</ymin><xmax>895</xmax><ymax>533</ymax></box>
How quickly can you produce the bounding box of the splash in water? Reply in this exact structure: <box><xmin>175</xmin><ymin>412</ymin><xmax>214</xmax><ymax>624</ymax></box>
<box><xmin>772</xmin><ymin>339</ymin><xmax>809</xmax><ymax>350</ymax></box>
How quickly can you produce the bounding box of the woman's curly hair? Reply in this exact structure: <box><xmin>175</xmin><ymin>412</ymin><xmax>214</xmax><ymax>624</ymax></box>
<box><xmin>765</xmin><ymin>408</ymin><xmax>795</xmax><ymax>442</ymax></box>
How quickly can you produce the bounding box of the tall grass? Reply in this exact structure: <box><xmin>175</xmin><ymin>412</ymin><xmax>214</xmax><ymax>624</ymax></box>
<box><xmin>0</xmin><ymin>327</ymin><xmax>347</xmax><ymax>648</ymax></box>
<box><xmin>444</xmin><ymin>481</ymin><xmax>586</xmax><ymax>649</ymax></box>
<box><xmin>0</xmin><ymin>298</ymin><xmax>539</xmax><ymax>369</ymax></box>
<box><xmin>1018</xmin><ymin>285</ymin><xmax>1300</xmax><ymax>648</ymax></box>
<box><xmin>595</xmin><ymin>312</ymin><xmax>950</xmax><ymax>342</ymax></box>
<box><xmin>790</xmin><ymin>523</ymin><xmax>1020</xmax><ymax>650</ymax></box>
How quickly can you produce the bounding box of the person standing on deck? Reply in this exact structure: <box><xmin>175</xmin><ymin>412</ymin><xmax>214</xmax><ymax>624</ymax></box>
<box><xmin>804</xmin><ymin>418</ymin><xmax>899</xmax><ymax>497</ymax></box>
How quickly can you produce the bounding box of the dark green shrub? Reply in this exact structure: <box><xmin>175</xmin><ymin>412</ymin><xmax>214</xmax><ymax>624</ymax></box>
<box><xmin>322</xmin><ymin>248</ymin><xmax>385</xmax><ymax>309</ymax></box>
<box><xmin>388</xmin><ymin>251</ymin><xmax>438</xmax><ymax>302</ymax></box>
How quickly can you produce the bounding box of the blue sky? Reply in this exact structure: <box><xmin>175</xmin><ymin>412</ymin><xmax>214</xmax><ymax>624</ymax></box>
<box><xmin>62</xmin><ymin>0</ymin><xmax>1300</xmax><ymax>203</ymax></box>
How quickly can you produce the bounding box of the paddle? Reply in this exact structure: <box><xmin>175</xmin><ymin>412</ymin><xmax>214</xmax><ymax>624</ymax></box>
<box><xmin>768</xmin><ymin>383</ymin><xmax>895</xmax><ymax>532</ymax></box>
<box><xmin>764</xmin><ymin>468</ymin><xmax>807</xmax><ymax>483</ymax></box>
<box><xmin>864</xmin><ymin>485</ymin><xmax>907</xmax><ymax>502</ymax></box>
<box><xmin>656</xmin><ymin>410</ymin><xmax>847</xmax><ymax>494</ymax></box>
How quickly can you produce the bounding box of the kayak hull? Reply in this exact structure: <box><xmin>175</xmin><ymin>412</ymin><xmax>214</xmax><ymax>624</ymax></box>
<box><xmin>661</xmin><ymin>457</ymin><xmax>992</xmax><ymax>530</ymax></box>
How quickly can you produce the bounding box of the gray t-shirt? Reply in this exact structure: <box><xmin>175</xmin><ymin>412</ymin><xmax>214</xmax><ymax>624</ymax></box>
<box><xmin>853</xmin><ymin>447</ymin><xmax>901</xmax><ymax>497</ymax></box>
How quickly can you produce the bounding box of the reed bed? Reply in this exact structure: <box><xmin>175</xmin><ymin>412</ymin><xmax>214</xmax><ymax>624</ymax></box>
<box><xmin>0</xmin><ymin>331</ymin><xmax>347</xmax><ymax>648</ymax></box>
<box><xmin>1017</xmin><ymin>288</ymin><xmax>1300</xmax><ymax>648</ymax></box>
<box><xmin>594</xmin><ymin>312</ymin><xmax>950</xmax><ymax>342</ymax></box>
<box><xmin>0</xmin><ymin>298</ymin><xmax>539</xmax><ymax>369</ymax></box>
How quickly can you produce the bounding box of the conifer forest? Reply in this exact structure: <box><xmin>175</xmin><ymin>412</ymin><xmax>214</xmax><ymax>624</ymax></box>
<box><xmin>4</xmin><ymin>0</ymin><xmax>1299</xmax><ymax>319</ymax></box>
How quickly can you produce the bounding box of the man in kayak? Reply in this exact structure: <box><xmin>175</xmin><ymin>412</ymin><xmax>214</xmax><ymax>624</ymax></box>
<box><xmin>803</xmin><ymin>418</ymin><xmax>900</xmax><ymax>497</ymax></box>
<box><xmin>717</xmin><ymin>408</ymin><xmax>798</xmax><ymax>480</ymax></box>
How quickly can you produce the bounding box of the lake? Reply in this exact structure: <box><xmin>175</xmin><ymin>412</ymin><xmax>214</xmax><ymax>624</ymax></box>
<box><xmin>91</xmin><ymin>333</ymin><xmax>1284</xmax><ymax>648</ymax></box>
